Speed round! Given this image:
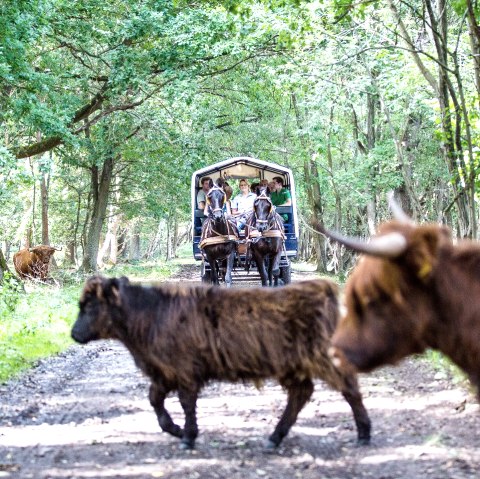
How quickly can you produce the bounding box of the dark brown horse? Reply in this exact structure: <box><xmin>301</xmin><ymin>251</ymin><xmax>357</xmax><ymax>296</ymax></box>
<box><xmin>246</xmin><ymin>187</ymin><xmax>285</xmax><ymax>287</ymax></box>
<box><xmin>199</xmin><ymin>178</ymin><xmax>239</xmax><ymax>286</ymax></box>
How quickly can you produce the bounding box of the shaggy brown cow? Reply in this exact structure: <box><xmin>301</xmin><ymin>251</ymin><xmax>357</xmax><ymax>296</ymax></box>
<box><xmin>319</xmin><ymin>209</ymin><xmax>480</xmax><ymax>402</ymax></box>
<box><xmin>71</xmin><ymin>276</ymin><xmax>371</xmax><ymax>450</ymax></box>
<box><xmin>13</xmin><ymin>245</ymin><xmax>60</xmax><ymax>280</ymax></box>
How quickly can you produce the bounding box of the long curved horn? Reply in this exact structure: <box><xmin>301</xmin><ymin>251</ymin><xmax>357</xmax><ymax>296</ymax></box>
<box><xmin>387</xmin><ymin>191</ymin><xmax>414</xmax><ymax>224</ymax></box>
<box><xmin>312</xmin><ymin>220</ymin><xmax>407</xmax><ymax>258</ymax></box>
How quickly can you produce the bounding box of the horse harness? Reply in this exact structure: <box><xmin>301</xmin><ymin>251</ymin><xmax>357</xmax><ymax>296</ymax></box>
<box><xmin>246</xmin><ymin>191</ymin><xmax>286</xmax><ymax>242</ymax></box>
<box><xmin>199</xmin><ymin>185</ymin><xmax>238</xmax><ymax>249</ymax></box>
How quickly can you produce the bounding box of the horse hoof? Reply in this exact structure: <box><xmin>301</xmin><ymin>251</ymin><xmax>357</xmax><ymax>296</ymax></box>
<box><xmin>263</xmin><ymin>439</ymin><xmax>278</xmax><ymax>452</ymax></box>
<box><xmin>179</xmin><ymin>440</ymin><xmax>195</xmax><ymax>450</ymax></box>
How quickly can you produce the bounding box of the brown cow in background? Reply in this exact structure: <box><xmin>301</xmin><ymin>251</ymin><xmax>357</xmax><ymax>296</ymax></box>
<box><xmin>317</xmin><ymin>195</ymin><xmax>480</xmax><ymax>403</ymax></box>
<box><xmin>13</xmin><ymin>245</ymin><xmax>61</xmax><ymax>280</ymax></box>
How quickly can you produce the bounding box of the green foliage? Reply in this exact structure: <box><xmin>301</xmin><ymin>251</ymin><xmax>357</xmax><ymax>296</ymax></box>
<box><xmin>0</xmin><ymin>272</ymin><xmax>24</xmax><ymax>316</ymax></box>
<box><xmin>425</xmin><ymin>350</ymin><xmax>468</xmax><ymax>385</ymax></box>
<box><xmin>1</xmin><ymin>0</ymin><xmax>479</xmax><ymax>275</ymax></box>
<box><xmin>0</xmin><ymin>282</ymin><xmax>78</xmax><ymax>383</ymax></box>
<box><xmin>0</xmin><ymin>260</ymin><xmax>179</xmax><ymax>383</ymax></box>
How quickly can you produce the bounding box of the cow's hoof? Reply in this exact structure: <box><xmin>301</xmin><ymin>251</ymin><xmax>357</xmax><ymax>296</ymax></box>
<box><xmin>357</xmin><ymin>437</ymin><xmax>370</xmax><ymax>446</ymax></box>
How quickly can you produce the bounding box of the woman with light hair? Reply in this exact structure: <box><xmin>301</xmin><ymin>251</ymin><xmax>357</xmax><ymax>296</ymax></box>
<box><xmin>231</xmin><ymin>178</ymin><xmax>256</xmax><ymax>229</ymax></box>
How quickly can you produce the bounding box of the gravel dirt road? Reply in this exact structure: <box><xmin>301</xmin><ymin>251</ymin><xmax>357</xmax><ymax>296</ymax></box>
<box><xmin>1</xmin><ymin>264</ymin><xmax>479</xmax><ymax>479</ymax></box>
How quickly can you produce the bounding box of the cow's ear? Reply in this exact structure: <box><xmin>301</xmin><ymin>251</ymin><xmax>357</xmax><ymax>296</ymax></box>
<box><xmin>104</xmin><ymin>277</ymin><xmax>126</xmax><ymax>305</ymax></box>
<box><xmin>83</xmin><ymin>276</ymin><xmax>105</xmax><ymax>300</ymax></box>
<box><xmin>407</xmin><ymin>225</ymin><xmax>451</xmax><ymax>282</ymax></box>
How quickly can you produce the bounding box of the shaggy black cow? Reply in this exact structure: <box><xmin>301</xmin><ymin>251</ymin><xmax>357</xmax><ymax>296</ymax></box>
<box><xmin>71</xmin><ymin>276</ymin><xmax>371</xmax><ymax>450</ymax></box>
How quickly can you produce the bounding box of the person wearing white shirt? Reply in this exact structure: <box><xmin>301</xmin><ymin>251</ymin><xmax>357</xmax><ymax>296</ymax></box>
<box><xmin>231</xmin><ymin>179</ymin><xmax>256</xmax><ymax>229</ymax></box>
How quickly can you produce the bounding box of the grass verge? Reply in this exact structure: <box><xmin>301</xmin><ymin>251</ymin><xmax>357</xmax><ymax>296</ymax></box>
<box><xmin>0</xmin><ymin>260</ymin><xmax>179</xmax><ymax>383</ymax></box>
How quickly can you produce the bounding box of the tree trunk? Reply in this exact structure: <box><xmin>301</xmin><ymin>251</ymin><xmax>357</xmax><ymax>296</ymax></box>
<box><xmin>466</xmin><ymin>0</ymin><xmax>480</xmax><ymax>107</ymax></box>
<box><xmin>117</xmin><ymin>227</ymin><xmax>128</xmax><ymax>259</ymax></box>
<box><xmin>64</xmin><ymin>238</ymin><xmax>76</xmax><ymax>266</ymax></box>
<box><xmin>388</xmin><ymin>0</ymin><xmax>471</xmax><ymax>235</ymax></box>
<box><xmin>97</xmin><ymin>206</ymin><xmax>120</xmax><ymax>266</ymax></box>
<box><xmin>171</xmin><ymin>216</ymin><xmax>179</xmax><ymax>259</ymax></box>
<box><xmin>0</xmin><ymin>249</ymin><xmax>9</xmax><ymax>283</ymax></box>
<box><xmin>165</xmin><ymin>219</ymin><xmax>173</xmax><ymax>261</ymax></box>
<box><xmin>144</xmin><ymin>220</ymin><xmax>162</xmax><ymax>259</ymax></box>
<box><xmin>40</xmin><ymin>169</ymin><xmax>59</xmax><ymax>270</ymax></box>
<box><xmin>291</xmin><ymin>93</ymin><xmax>326</xmax><ymax>272</ymax></box>
<box><xmin>81</xmin><ymin>155</ymin><xmax>115</xmax><ymax>272</ymax></box>
<box><xmin>129</xmin><ymin>229</ymin><xmax>141</xmax><ymax>262</ymax></box>
<box><xmin>41</xmin><ymin>171</ymin><xmax>50</xmax><ymax>245</ymax></box>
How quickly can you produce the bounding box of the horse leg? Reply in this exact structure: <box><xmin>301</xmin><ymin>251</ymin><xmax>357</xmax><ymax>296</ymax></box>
<box><xmin>178</xmin><ymin>386</ymin><xmax>200</xmax><ymax>449</ymax></box>
<box><xmin>267</xmin><ymin>253</ymin><xmax>274</xmax><ymax>287</ymax></box>
<box><xmin>206</xmin><ymin>254</ymin><xmax>219</xmax><ymax>285</ymax></box>
<box><xmin>149</xmin><ymin>382</ymin><xmax>183</xmax><ymax>439</ymax></box>
<box><xmin>271</xmin><ymin>246</ymin><xmax>283</xmax><ymax>287</ymax></box>
<box><xmin>224</xmin><ymin>249</ymin><xmax>235</xmax><ymax>287</ymax></box>
<box><xmin>252</xmin><ymin>247</ymin><xmax>268</xmax><ymax>286</ymax></box>
<box><xmin>266</xmin><ymin>378</ymin><xmax>314</xmax><ymax>449</ymax></box>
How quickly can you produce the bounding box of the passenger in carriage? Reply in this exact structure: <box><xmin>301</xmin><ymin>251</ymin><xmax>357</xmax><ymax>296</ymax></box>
<box><xmin>270</xmin><ymin>176</ymin><xmax>292</xmax><ymax>207</ymax></box>
<box><xmin>224</xmin><ymin>183</ymin><xmax>233</xmax><ymax>214</ymax></box>
<box><xmin>197</xmin><ymin>176</ymin><xmax>212</xmax><ymax>210</ymax></box>
<box><xmin>231</xmin><ymin>178</ymin><xmax>257</xmax><ymax>229</ymax></box>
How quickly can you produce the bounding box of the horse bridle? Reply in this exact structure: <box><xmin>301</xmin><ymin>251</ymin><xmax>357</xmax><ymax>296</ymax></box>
<box><xmin>253</xmin><ymin>190</ymin><xmax>274</xmax><ymax>227</ymax></box>
<box><xmin>206</xmin><ymin>185</ymin><xmax>226</xmax><ymax>215</ymax></box>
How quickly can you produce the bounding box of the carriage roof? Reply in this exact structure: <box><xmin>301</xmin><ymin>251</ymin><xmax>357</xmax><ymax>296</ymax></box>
<box><xmin>191</xmin><ymin>156</ymin><xmax>297</xmax><ymax>200</ymax></box>
<box><xmin>191</xmin><ymin>156</ymin><xmax>295</xmax><ymax>182</ymax></box>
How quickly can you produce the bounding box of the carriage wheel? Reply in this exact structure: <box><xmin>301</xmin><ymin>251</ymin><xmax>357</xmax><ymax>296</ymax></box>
<box><xmin>201</xmin><ymin>261</ymin><xmax>212</xmax><ymax>283</ymax></box>
<box><xmin>280</xmin><ymin>264</ymin><xmax>291</xmax><ymax>284</ymax></box>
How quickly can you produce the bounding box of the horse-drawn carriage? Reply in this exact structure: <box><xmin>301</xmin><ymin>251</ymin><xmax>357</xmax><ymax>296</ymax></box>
<box><xmin>191</xmin><ymin>157</ymin><xmax>298</xmax><ymax>285</ymax></box>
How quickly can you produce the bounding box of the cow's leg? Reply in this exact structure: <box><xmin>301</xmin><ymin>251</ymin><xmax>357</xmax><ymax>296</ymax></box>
<box><xmin>149</xmin><ymin>382</ymin><xmax>183</xmax><ymax>438</ymax></box>
<box><xmin>266</xmin><ymin>378</ymin><xmax>314</xmax><ymax>449</ymax></box>
<box><xmin>178</xmin><ymin>386</ymin><xmax>199</xmax><ymax>449</ymax></box>
<box><xmin>338</xmin><ymin>374</ymin><xmax>371</xmax><ymax>444</ymax></box>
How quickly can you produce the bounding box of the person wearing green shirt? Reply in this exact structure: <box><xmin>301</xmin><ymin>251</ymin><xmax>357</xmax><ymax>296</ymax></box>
<box><xmin>270</xmin><ymin>176</ymin><xmax>292</xmax><ymax>206</ymax></box>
